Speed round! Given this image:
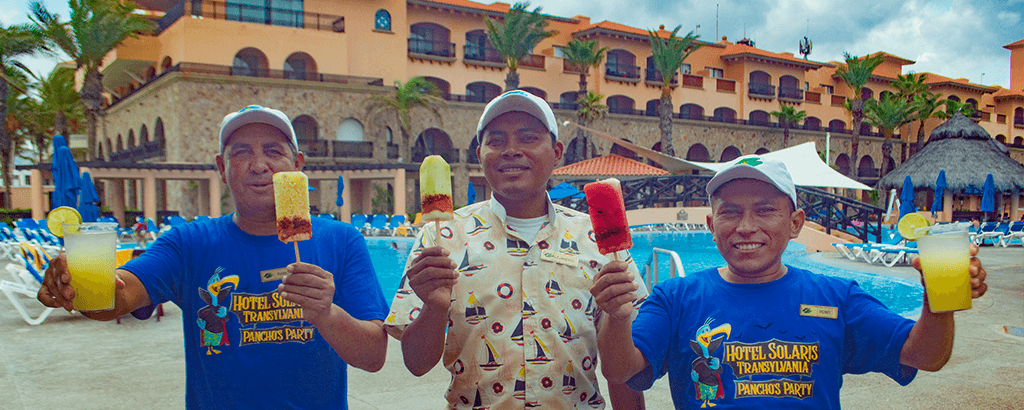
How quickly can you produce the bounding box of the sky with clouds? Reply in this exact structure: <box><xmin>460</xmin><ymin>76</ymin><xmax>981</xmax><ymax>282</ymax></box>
<box><xmin>2</xmin><ymin>0</ymin><xmax>1022</xmax><ymax>88</ymax></box>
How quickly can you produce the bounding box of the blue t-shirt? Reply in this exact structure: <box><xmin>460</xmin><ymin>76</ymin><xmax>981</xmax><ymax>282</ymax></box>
<box><xmin>628</xmin><ymin>266</ymin><xmax>917</xmax><ymax>409</ymax></box>
<box><xmin>121</xmin><ymin>215</ymin><xmax>389</xmax><ymax>409</ymax></box>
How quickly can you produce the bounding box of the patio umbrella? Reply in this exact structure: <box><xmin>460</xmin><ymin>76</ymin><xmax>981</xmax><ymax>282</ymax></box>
<box><xmin>930</xmin><ymin>170</ymin><xmax>946</xmax><ymax>214</ymax></box>
<box><xmin>335</xmin><ymin>176</ymin><xmax>344</xmax><ymax>207</ymax></box>
<box><xmin>467</xmin><ymin>181</ymin><xmax>477</xmax><ymax>205</ymax></box>
<box><xmin>898</xmin><ymin>176</ymin><xmax>917</xmax><ymax>219</ymax></box>
<box><xmin>981</xmin><ymin>173</ymin><xmax>996</xmax><ymax>213</ymax></box>
<box><xmin>78</xmin><ymin>172</ymin><xmax>101</xmax><ymax>222</ymax></box>
<box><xmin>50</xmin><ymin>136</ymin><xmax>81</xmax><ymax>209</ymax></box>
<box><xmin>548</xmin><ymin>182</ymin><xmax>584</xmax><ymax>201</ymax></box>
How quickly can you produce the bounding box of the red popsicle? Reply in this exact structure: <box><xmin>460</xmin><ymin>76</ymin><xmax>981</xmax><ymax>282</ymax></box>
<box><xmin>583</xmin><ymin>178</ymin><xmax>633</xmax><ymax>255</ymax></box>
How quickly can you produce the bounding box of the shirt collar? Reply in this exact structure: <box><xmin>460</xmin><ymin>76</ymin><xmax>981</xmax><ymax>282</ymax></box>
<box><xmin>488</xmin><ymin>197</ymin><xmax>557</xmax><ymax>225</ymax></box>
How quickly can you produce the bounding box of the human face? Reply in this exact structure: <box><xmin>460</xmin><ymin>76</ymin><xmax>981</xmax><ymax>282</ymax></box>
<box><xmin>706</xmin><ymin>179</ymin><xmax>804</xmax><ymax>283</ymax></box>
<box><xmin>216</xmin><ymin>123</ymin><xmax>304</xmax><ymax>221</ymax></box>
<box><xmin>477</xmin><ymin>111</ymin><xmax>563</xmax><ymax>217</ymax></box>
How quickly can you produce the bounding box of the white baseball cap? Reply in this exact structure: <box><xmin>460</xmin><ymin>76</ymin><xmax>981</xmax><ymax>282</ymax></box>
<box><xmin>219</xmin><ymin>105</ymin><xmax>298</xmax><ymax>152</ymax></box>
<box><xmin>476</xmin><ymin>90</ymin><xmax>558</xmax><ymax>140</ymax></box>
<box><xmin>706</xmin><ymin>156</ymin><xmax>797</xmax><ymax>208</ymax></box>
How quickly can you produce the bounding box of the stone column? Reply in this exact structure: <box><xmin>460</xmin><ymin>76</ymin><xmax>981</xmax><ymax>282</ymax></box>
<box><xmin>340</xmin><ymin>172</ymin><xmax>351</xmax><ymax>223</ymax></box>
<box><xmin>309</xmin><ymin>178</ymin><xmax>321</xmax><ymax>214</ymax></box>
<box><xmin>943</xmin><ymin>191</ymin><xmax>954</xmax><ymax>223</ymax></box>
<box><xmin>209</xmin><ymin>174</ymin><xmax>222</xmax><ymax>217</ymax></box>
<box><xmin>112</xmin><ymin>179</ymin><xmax>126</xmax><ymax>226</ymax></box>
<box><xmin>1011</xmin><ymin>187</ymin><xmax>1020</xmax><ymax>221</ymax></box>
<box><xmin>30</xmin><ymin>169</ymin><xmax>44</xmax><ymax>220</ymax></box>
<box><xmin>144</xmin><ymin>175</ymin><xmax>157</xmax><ymax>222</ymax></box>
<box><xmin>393</xmin><ymin>168</ymin><xmax>406</xmax><ymax>217</ymax></box>
<box><xmin>453</xmin><ymin>163</ymin><xmax>469</xmax><ymax>208</ymax></box>
<box><xmin>197</xmin><ymin>179</ymin><xmax>210</xmax><ymax>219</ymax></box>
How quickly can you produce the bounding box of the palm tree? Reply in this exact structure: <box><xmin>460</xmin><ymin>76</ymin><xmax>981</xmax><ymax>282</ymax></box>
<box><xmin>940</xmin><ymin>99</ymin><xmax>976</xmax><ymax>119</ymax></box>
<box><xmin>835</xmin><ymin>52</ymin><xmax>884</xmax><ymax>169</ymax></box>
<box><xmin>2</xmin><ymin>67</ymin><xmax>31</xmax><ymax>206</ymax></box>
<box><xmin>891</xmin><ymin>73</ymin><xmax>928</xmax><ymax>155</ymax></box>
<box><xmin>1</xmin><ymin>23</ymin><xmax>45</xmax><ymax>206</ymax></box>
<box><xmin>364</xmin><ymin>77</ymin><xmax>446</xmax><ymax>163</ymax></box>
<box><xmin>30</xmin><ymin>0</ymin><xmax>155</xmax><ymax>160</ymax></box>
<box><xmin>648</xmin><ymin>25</ymin><xmax>701</xmax><ymax>157</ymax></box>
<box><xmin>863</xmin><ymin>93</ymin><xmax>915</xmax><ymax>178</ymax></box>
<box><xmin>562</xmin><ymin>39</ymin><xmax>607</xmax><ymax>161</ymax></box>
<box><xmin>910</xmin><ymin>91</ymin><xmax>945</xmax><ymax>154</ymax></box>
<box><xmin>484</xmin><ymin>2</ymin><xmax>556</xmax><ymax>91</ymax></box>
<box><xmin>770</xmin><ymin>104</ymin><xmax>808</xmax><ymax>148</ymax></box>
<box><xmin>568</xmin><ymin>91</ymin><xmax>607</xmax><ymax>162</ymax></box>
<box><xmin>37</xmin><ymin>66</ymin><xmax>83</xmax><ymax>139</ymax></box>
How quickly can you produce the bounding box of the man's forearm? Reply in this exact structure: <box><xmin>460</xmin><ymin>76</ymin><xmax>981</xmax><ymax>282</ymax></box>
<box><xmin>598</xmin><ymin>317</ymin><xmax>648</xmax><ymax>384</ymax></box>
<box><xmin>81</xmin><ymin>270</ymin><xmax>151</xmax><ymax>321</ymax></box>
<box><xmin>313</xmin><ymin>305</ymin><xmax>387</xmax><ymax>372</ymax></box>
<box><xmin>899</xmin><ymin>306</ymin><xmax>955</xmax><ymax>371</ymax></box>
<box><xmin>400</xmin><ymin>304</ymin><xmax>449</xmax><ymax>376</ymax></box>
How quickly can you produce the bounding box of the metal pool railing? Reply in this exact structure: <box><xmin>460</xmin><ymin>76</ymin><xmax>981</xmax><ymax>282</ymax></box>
<box><xmin>643</xmin><ymin>247</ymin><xmax>685</xmax><ymax>291</ymax></box>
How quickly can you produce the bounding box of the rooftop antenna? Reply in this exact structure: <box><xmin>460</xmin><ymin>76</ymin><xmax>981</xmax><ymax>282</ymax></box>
<box><xmin>980</xmin><ymin>73</ymin><xmax>985</xmax><ymax>84</ymax></box>
<box><xmin>716</xmin><ymin>4</ymin><xmax>719</xmax><ymax>40</ymax></box>
<box><xmin>696</xmin><ymin>24</ymin><xmax>700</xmax><ymax>35</ymax></box>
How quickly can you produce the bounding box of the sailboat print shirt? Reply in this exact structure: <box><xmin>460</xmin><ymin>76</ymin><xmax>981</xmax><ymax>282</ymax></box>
<box><xmin>385</xmin><ymin>198</ymin><xmax>649</xmax><ymax>409</ymax></box>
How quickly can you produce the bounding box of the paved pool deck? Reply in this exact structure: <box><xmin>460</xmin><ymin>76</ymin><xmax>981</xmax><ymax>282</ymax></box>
<box><xmin>1</xmin><ymin>247</ymin><xmax>1021</xmax><ymax>409</ymax></box>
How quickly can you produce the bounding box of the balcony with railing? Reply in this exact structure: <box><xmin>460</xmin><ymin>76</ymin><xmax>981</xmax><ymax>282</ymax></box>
<box><xmin>805</xmin><ymin>91</ymin><xmax>821</xmax><ymax>103</ymax></box>
<box><xmin>108</xmin><ymin>140</ymin><xmax>166</xmax><ymax>162</ymax></box>
<box><xmin>1014</xmin><ymin>116</ymin><xmax>1023</xmax><ymax>128</ymax></box>
<box><xmin>681</xmin><ymin>74</ymin><xmax>703</xmax><ymax>89</ymax></box>
<box><xmin>408</xmin><ymin>38</ymin><xmax>456</xmax><ymax>62</ymax></box>
<box><xmin>748</xmin><ymin>82</ymin><xmax>775</xmax><ymax>99</ymax></box>
<box><xmin>520</xmin><ymin>54</ymin><xmax>545</xmax><ymax>70</ymax></box>
<box><xmin>644</xmin><ymin>68</ymin><xmax>678</xmax><ymax>87</ymax></box>
<box><xmin>413</xmin><ymin>148</ymin><xmax>460</xmax><ymax>163</ymax></box>
<box><xmin>779</xmin><ymin>86</ymin><xmax>803</xmax><ymax>102</ymax></box>
<box><xmin>858</xmin><ymin>167</ymin><xmax>881</xmax><ymax>179</ymax></box>
<box><xmin>332</xmin><ymin>141</ymin><xmax>373</xmax><ymax>158</ymax></box>
<box><xmin>605</xmin><ymin>63</ymin><xmax>641</xmax><ymax>83</ymax></box>
<box><xmin>156</xmin><ymin>0</ymin><xmax>345</xmax><ymax>35</ymax></box>
<box><xmin>831</xmin><ymin>95</ymin><xmax>846</xmax><ymax>106</ymax></box>
<box><xmin>563</xmin><ymin>61</ymin><xmax>583</xmax><ymax>74</ymax></box>
<box><xmin>463</xmin><ymin>44</ymin><xmax>503</xmax><ymax>66</ymax></box>
<box><xmin>716</xmin><ymin>78</ymin><xmax>736</xmax><ymax>92</ymax></box>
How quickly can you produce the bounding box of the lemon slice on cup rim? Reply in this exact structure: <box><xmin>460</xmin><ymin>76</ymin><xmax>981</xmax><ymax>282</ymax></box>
<box><xmin>897</xmin><ymin>213</ymin><xmax>931</xmax><ymax>241</ymax></box>
<box><xmin>46</xmin><ymin>206</ymin><xmax>83</xmax><ymax>238</ymax></box>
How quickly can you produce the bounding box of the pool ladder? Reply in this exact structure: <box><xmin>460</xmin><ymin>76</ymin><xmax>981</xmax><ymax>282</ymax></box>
<box><xmin>642</xmin><ymin>247</ymin><xmax>686</xmax><ymax>291</ymax></box>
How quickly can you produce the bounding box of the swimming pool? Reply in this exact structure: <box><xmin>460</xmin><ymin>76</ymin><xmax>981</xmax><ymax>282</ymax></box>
<box><xmin>365</xmin><ymin>231</ymin><xmax>923</xmax><ymax>318</ymax></box>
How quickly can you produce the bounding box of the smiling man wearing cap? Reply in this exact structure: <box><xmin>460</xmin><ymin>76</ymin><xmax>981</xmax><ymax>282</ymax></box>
<box><xmin>592</xmin><ymin>156</ymin><xmax>989</xmax><ymax>409</ymax></box>
<box><xmin>38</xmin><ymin>105</ymin><xmax>389</xmax><ymax>409</ymax></box>
<box><xmin>385</xmin><ymin>90</ymin><xmax>648</xmax><ymax>409</ymax></box>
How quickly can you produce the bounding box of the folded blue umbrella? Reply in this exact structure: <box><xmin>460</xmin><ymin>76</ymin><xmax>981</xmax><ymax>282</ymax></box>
<box><xmin>467</xmin><ymin>181</ymin><xmax>477</xmax><ymax>205</ymax></box>
<box><xmin>336</xmin><ymin>176</ymin><xmax>345</xmax><ymax>207</ymax></box>
<box><xmin>980</xmin><ymin>174</ymin><xmax>996</xmax><ymax>213</ymax></box>
<box><xmin>898</xmin><ymin>176</ymin><xmax>917</xmax><ymax>220</ymax></box>
<box><xmin>78</xmin><ymin>172</ymin><xmax>101</xmax><ymax>222</ymax></box>
<box><xmin>548</xmin><ymin>182</ymin><xmax>584</xmax><ymax>201</ymax></box>
<box><xmin>50</xmin><ymin>138</ymin><xmax>80</xmax><ymax>209</ymax></box>
<box><xmin>930</xmin><ymin>170</ymin><xmax>946</xmax><ymax>214</ymax></box>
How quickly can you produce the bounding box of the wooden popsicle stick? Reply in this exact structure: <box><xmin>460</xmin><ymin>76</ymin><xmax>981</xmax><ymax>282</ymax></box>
<box><xmin>294</xmin><ymin>241</ymin><xmax>301</xmax><ymax>264</ymax></box>
<box><xmin>435</xmin><ymin>222</ymin><xmax>441</xmax><ymax>247</ymax></box>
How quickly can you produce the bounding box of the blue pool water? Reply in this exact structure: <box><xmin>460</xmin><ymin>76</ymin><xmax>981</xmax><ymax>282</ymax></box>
<box><xmin>365</xmin><ymin>232</ymin><xmax>923</xmax><ymax>318</ymax></box>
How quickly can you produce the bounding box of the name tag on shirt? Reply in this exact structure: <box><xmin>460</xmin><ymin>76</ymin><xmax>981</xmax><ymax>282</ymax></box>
<box><xmin>540</xmin><ymin>250</ymin><xmax>578</xmax><ymax>267</ymax></box>
<box><xmin>799</xmin><ymin>304</ymin><xmax>838</xmax><ymax>319</ymax></box>
<box><xmin>260</xmin><ymin>267</ymin><xmax>289</xmax><ymax>282</ymax></box>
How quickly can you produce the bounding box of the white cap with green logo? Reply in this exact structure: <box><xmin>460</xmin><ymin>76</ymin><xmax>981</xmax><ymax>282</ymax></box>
<box><xmin>706</xmin><ymin>156</ymin><xmax>797</xmax><ymax>208</ymax></box>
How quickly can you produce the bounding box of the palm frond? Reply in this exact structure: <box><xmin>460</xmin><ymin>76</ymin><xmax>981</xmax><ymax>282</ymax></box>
<box><xmin>648</xmin><ymin>25</ymin><xmax>701</xmax><ymax>85</ymax></box>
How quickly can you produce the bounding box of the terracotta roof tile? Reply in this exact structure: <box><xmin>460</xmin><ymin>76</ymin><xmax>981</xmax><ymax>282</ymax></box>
<box><xmin>553</xmin><ymin>154</ymin><xmax>670</xmax><ymax>177</ymax></box>
<box><xmin>921</xmin><ymin>73</ymin><xmax>997</xmax><ymax>92</ymax></box>
<box><xmin>993</xmin><ymin>87</ymin><xmax>1024</xmax><ymax>100</ymax></box>
<box><xmin>1004</xmin><ymin>39</ymin><xmax>1024</xmax><ymax>49</ymax></box>
<box><xmin>416</xmin><ymin>0</ymin><xmax>510</xmax><ymax>14</ymax></box>
<box><xmin>720</xmin><ymin>43</ymin><xmax>823</xmax><ymax>68</ymax></box>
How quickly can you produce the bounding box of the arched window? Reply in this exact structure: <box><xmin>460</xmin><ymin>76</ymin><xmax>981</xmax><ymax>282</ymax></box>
<box><xmin>835</xmin><ymin>154</ymin><xmax>851</xmax><ymax>175</ymax></box>
<box><xmin>879</xmin><ymin>90</ymin><xmax>894</xmax><ymax>101</ymax></box>
<box><xmin>607</xmin><ymin>95</ymin><xmax>635</xmax><ymax>115</ymax></box>
<box><xmin>466</xmin><ymin>82</ymin><xmax>501</xmax><ymax>103</ymax></box>
<box><xmin>116</xmin><ymin>135</ymin><xmax>124</xmax><ymax>151</ymax></box>
<box><xmin>686</xmin><ymin>144</ymin><xmax>709</xmax><ymax>162</ymax></box>
<box><xmin>232</xmin><ymin>47</ymin><xmax>268</xmax><ymax>77</ymax></box>
<box><xmin>605</xmin><ymin>49</ymin><xmax>639</xmax><ymax>79</ymax></box>
<box><xmin>145</xmin><ymin>66</ymin><xmax>156</xmax><ymax>81</ymax></box>
<box><xmin>421</xmin><ymin>76</ymin><xmax>450</xmax><ymax>100</ymax></box>
<box><xmin>410</xmin><ymin>22</ymin><xmax>454</xmax><ymax>57</ymax></box>
<box><xmin>857</xmin><ymin>156</ymin><xmax>876</xmax><ymax>178</ymax></box>
<box><xmin>748</xmin><ymin>110</ymin><xmax>771</xmax><ymax>126</ymax></box>
<box><xmin>860</xmin><ymin>122</ymin><xmax>872</xmax><ymax>136</ymax></box>
<box><xmin>755</xmin><ymin>147</ymin><xmax>770</xmax><ymax>155</ymax></box>
<box><xmin>861</xmin><ymin>87</ymin><xmax>873</xmax><ymax>101</ymax></box>
<box><xmin>413</xmin><ymin>128</ymin><xmax>454</xmax><ymax>162</ymax></box>
<box><xmin>559</xmin><ymin>91</ymin><xmax>579</xmax><ymax>109</ymax></box>
<box><xmin>97</xmin><ymin>144</ymin><xmax>104</xmax><ymax>159</ymax></box>
<box><xmin>336</xmin><ymin>118</ymin><xmax>364</xmax><ymax>142</ymax></box>
<box><xmin>465</xmin><ymin>29</ymin><xmax>498</xmax><ymax>62</ymax></box>
<box><xmin>947</xmin><ymin>95</ymin><xmax>961</xmax><ymax>103</ymax></box>
<box><xmin>720</xmin><ymin>146</ymin><xmax>741</xmax><ymax>162</ymax></box>
<box><xmin>804</xmin><ymin>116</ymin><xmax>821</xmax><ymax>130</ymax></box>
<box><xmin>127</xmin><ymin>130</ymin><xmax>135</xmax><ymax>147</ymax></box>
<box><xmin>467</xmin><ymin>138</ymin><xmax>480</xmax><ymax>164</ymax></box>
<box><xmin>996</xmin><ymin>135</ymin><xmax>1006</xmax><ymax>143</ymax></box>
<box><xmin>829</xmin><ymin>119</ymin><xmax>847</xmax><ymax>133</ymax></box>
<box><xmin>610</xmin><ymin>140</ymin><xmax>638</xmax><ymax>161</ymax></box>
<box><xmin>1013</xmin><ymin>136</ymin><xmax>1023</xmax><ymax>146</ymax></box>
<box><xmin>778</xmin><ymin>75</ymin><xmax>800</xmax><ymax>99</ymax></box>
<box><xmin>284</xmin><ymin>52</ymin><xmax>317</xmax><ymax>81</ymax></box>
<box><xmin>105</xmin><ymin>138</ymin><xmax>113</xmax><ymax>155</ymax></box>
<box><xmin>644</xmin><ymin>56</ymin><xmax>674</xmax><ymax>83</ymax></box>
<box><xmin>374</xmin><ymin>9</ymin><xmax>391</xmax><ymax>31</ymax></box>
<box><xmin>713</xmin><ymin>107</ymin><xmax>736</xmax><ymax>123</ymax></box>
<box><xmin>679</xmin><ymin>103</ymin><xmax>704</xmax><ymax>120</ymax></box>
<box><xmin>161</xmin><ymin>56</ymin><xmax>173</xmax><ymax>71</ymax></box>
<box><xmin>154</xmin><ymin>118</ymin><xmax>165</xmax><ymax>141</ymax></box>
<box><xmin>519</xmin><ymin>87</ymin><xmax>546</xmax><ymax>101</ymax></box>
<box><xmin>293</xmin><ymin>115</ymin><xmax>319</xmax><ymax>154</ymax></box>
<box><xmin>140</xmin><ymin>124</ymin><xmax>149</xmax><ymax>144</ymax></box>
<box><xmin>645</xmin><ymin>99</ymin><xmax>660</xmax><ymax>117</ymax></box>
<box><xmin>564</xmin><ymin>137</ymin><xmax>583</xmax><ymax>165</ymax></box>
<box><xmin>748</xmin><ymin>71</ymin><xmax>773</xmax><ymax>97</ymax></box>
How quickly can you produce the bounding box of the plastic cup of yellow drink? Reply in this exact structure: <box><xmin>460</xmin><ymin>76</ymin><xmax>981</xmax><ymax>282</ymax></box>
<box><xmin>64</xmin><ymin>222</ymin><xmax>119</xmax><ymax>311</ymax></box>
<box><xmin>915</xmin><ymin>222</ymin><xmax>972</xmax><ymax>312</ymax></box>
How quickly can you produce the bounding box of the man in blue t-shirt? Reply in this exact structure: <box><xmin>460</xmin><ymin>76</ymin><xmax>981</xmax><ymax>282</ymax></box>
<box><xmin>38</xmin><ymin>105</ymin><xmax>389</xmax><ymax>409</ymax></box>
<box><xmin>591</xmin><ymin>156</ymin><xmax>989</xmax><ymax>409</ymax></box>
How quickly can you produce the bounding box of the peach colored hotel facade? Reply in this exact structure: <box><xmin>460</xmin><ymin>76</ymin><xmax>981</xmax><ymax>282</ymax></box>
<box><xmin>26</xmin><ymin>0</ymin><xmax>1024</xmax><ymax>223</ymax></box>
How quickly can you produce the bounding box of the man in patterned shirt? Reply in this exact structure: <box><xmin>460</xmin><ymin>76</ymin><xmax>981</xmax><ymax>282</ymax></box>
<box><xmin>385</xmin><ymin>90</ymin><xmax>649</xmax><ymax>409</ymax></box>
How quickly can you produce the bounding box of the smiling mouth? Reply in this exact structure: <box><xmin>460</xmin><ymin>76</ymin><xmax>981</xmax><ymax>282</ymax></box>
<box><xmin>734</xmin><ymin>243</ymin><xmax>763</xmax><ymax>251</ymax></box>
<box><xmin>500</xmin><ymin>166</ymin><xmax>529</xmax><ymax>173</ymax></box>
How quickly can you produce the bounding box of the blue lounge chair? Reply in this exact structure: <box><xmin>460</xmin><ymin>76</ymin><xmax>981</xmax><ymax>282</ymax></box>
<box><xmin>1</xmin><ymin>248</ymin><xmax>56</xmax><ymax>325</ymax></box>
<box><xmin>997</xmin><ymin>221</ymin><xmax>1024</xmax><ymax>247</ymax></box>
<box><xmin>368</xmin><ymin>214</ymin><xmax>389</xmax><ymax>236</ymax></box>
<box><xmin>970</xmin><ymin>222</ymin><xmax>1002</xmax><ymax>245</ymax></box>
<box><xmin>385</xmin><ymin>215</ymin><xmax>406</xmax><ymax>235</ymax></box>
<box><xmin>350</xmin><ymin>215</ymin><xmax>368</xmax><ymax>232</ymax></box>
<box><xmin>318</xmin><ymin>213</ymin><xmax>336</xmax><ymax>220</ymax></box>
<box><xmin>869</xmin><ymin>246</ymin><xmax>919</xmax><ymax>267</ymax></box>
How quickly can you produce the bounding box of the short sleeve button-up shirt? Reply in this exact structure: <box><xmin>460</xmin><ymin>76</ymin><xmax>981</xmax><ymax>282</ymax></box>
<box><xmin>385</xmin><ymin>199</ymin><xmax>648</xmax><ymax>409</ymax></box>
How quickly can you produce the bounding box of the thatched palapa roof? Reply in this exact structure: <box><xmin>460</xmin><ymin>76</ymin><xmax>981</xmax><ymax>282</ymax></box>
<box><xmin>877</xmin><ymin>114</ymin><xmax>1024</xmax><ymax>192</ymax></box>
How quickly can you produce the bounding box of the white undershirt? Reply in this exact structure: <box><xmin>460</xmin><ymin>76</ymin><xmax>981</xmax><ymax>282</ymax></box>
<box><xmin>505</xmin><ymin>215</ymin><xmax>547</xmax><ymax>243</ymax></box>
